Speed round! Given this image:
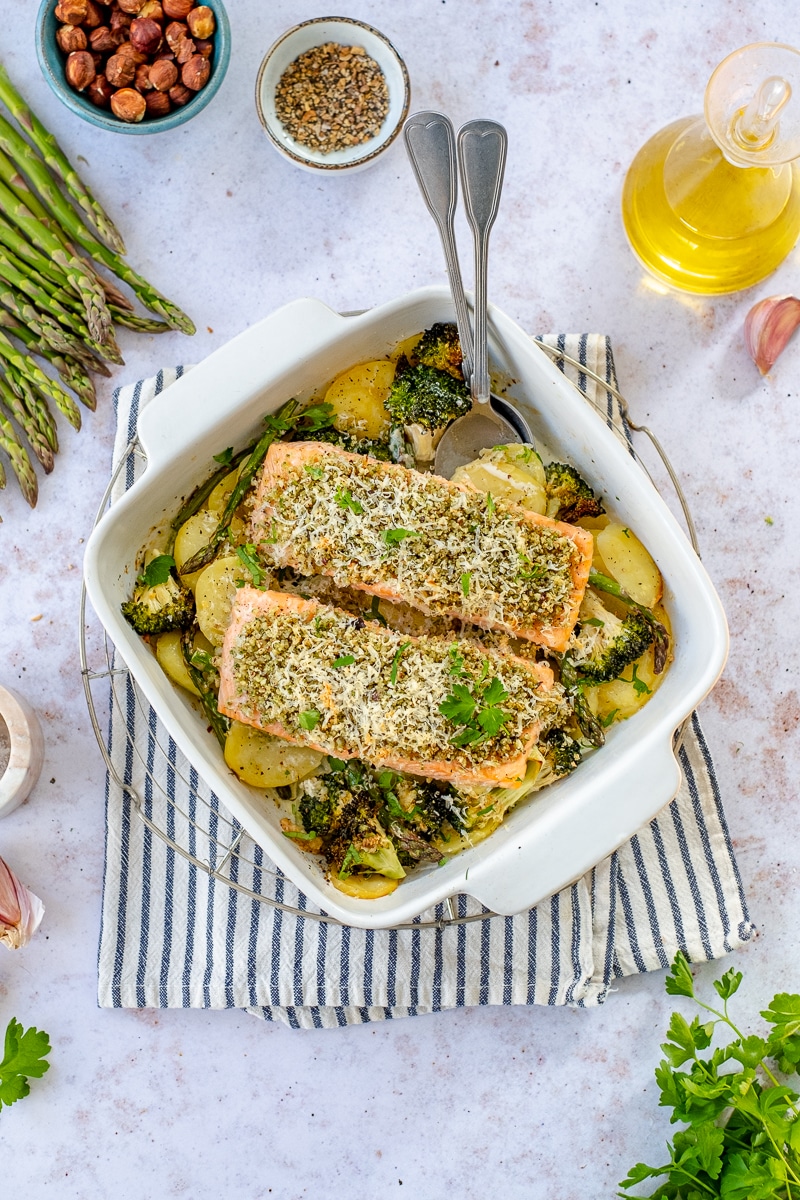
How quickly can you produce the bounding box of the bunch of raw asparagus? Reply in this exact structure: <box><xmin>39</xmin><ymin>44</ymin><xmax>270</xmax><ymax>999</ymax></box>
<box><xmin>0</xmin><ymin>62</ymin><xmax>194</xmax><ymax>509</ymax></box>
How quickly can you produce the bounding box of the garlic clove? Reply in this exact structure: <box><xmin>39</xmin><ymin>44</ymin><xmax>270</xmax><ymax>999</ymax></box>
<box><xmin>0</xmin><ymin>856</ymin><xmax>44</xmax><ymax>950</ymax></box>
<box><xmin>744</xmin><ymin>295</ymin><xmax>800</xmax><ymax>375</ymax></box>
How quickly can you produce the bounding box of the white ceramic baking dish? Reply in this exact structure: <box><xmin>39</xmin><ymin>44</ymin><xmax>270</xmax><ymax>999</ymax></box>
<box><xmin>84</xmin><ymin>286</ymin><xmax>728</xmax><ymax>929</ymax></box>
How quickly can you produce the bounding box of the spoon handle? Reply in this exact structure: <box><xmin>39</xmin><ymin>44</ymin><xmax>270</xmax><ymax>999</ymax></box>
<box><xmin>457</xmin><ymin>120</ymin><xmax>507</xmax><ymax>405</ymax></box>
<box><xmin>403</xmin><ymin>111</ymin><xmax>474</xmax><ymax>382</ymax></box>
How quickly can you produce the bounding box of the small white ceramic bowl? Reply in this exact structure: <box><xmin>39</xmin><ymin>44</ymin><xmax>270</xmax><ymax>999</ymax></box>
<box><xmin>255</xmin><ymin>17</ymin><xmax>410</xmax><ymax>173</ymax></box>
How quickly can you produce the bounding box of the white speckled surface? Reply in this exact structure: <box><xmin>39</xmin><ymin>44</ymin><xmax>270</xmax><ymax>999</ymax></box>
<box><xmin>1</xmin><ymin>2</ymin><xmax>799</xmax><ymax>1196</ymax></box>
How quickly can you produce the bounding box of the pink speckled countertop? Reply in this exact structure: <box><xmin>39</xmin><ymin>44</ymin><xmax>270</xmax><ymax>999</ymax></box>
<box><xmin>2</xmin><ymin>2</ymin><xmax>799</xmax><ymax>1197</ymax></box>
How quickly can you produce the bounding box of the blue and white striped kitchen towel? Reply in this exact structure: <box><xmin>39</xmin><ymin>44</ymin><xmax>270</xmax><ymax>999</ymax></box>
<box><xmin>95</xmin><ymin>336</ymin><xmax>755</xmax><ymax>1028</ymax></box>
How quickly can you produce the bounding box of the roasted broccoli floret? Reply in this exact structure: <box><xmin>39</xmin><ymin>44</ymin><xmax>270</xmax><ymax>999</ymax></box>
<box><xmin>569</xmin><ymin>591</ymin><xmax>655</xmax><ymax>684</ymax></box>
<box><xmin>311</xmin><ymin>426</ymin><xmax>393</xmax><ymax>461</ymax></box>
<box><xmin>413</xmin><ymin>322</ymin><xmax>464</xmax><ymax>379</ymax></box>
<box><xmin>121</xmin><ymin>556</ymin><xmax>194</xmax><ymax>636</ymax></box>
<box><xmin>386</xmin><ymin>362</ymin><xmax>471</xmax><ymax>433</ymax></box>
<box><xmin>544</xmin><ymin>462</ymin><xmax>605</xmax><ymax>523</ymax></box>
<box><xmin>296</xmin><ymin>768</ymin><xmax>405</xmax><ymax>880</ymax></box>
<box><xmin>539</xmin><ymin>728</ymin><xmax>583</xmax><ymax>778</ymax></box>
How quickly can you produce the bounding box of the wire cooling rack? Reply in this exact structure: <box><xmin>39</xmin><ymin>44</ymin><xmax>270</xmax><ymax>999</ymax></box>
<box><xmin>79</xmin><ymin>340</ymin><xmax>699</xmax><ymax>931</ymax></box>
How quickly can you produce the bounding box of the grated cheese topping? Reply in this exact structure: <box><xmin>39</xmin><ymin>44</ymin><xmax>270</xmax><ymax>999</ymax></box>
<box><xmin>225</xmin><ymin>595</ymin><xmax>567</xmax><ymax>771</ymax></box>
<box><xmin>252</xmin><ymin>446</ymin><xmax>583</xmax><ymax>635</ymax></box>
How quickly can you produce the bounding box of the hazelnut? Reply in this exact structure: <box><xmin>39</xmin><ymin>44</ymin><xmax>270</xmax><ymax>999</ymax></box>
<box><xmin>105</xmin><ymin>52</ymin><xmax>136</xmax><ymax>87</ymax></box>
<box><xmin>65</xmin><ymin>50</ymin><xmax>96</xmax><ymax>91</ymax></box>
<box><xmin>130</xmin><ymin>16</ymin><xmax>162</xmax><ymax>55</ymax></box>
<box><xmin>139</xmin><ymin>0</ymin><xmax>164</xmax><ymax>16</ymax></box>
<box><xmin>116</xmin><ymin>0</ymin><xmax>145</xmax><ymax>12</ymax></box>
<box><xmin>145</xmin><ymin>89</ymin><xmax>171</xmax><ymax>117</ymax></box>
<box><xmin>115</xmin><ymin>40</ymin><xmax>148</xmax><ymax>64</ymax></box>
<box><xmin>134</xmin><ymin>61</ymin><xmax>155</xmax><ymax>91</ymax></box>
<box><xmin>162</xmin><ymin>0</ymin><xmax>193</xmax><ymax>17</ymax></box>
<box><xmin>168</xmin><ymin>81</ymin><xmax>193</xmax><ymax>106</ymax></box>
<box><xmin>56</xmin><ymin>24</ymin><xmax>88</xmax><ymax>52</ymax></box>
<box><xmin>55</xmin><ymin>0</ymin><xmax>88</xmax><ymax>25</ymax></box>
<box><xmin>176</xmin><ymin>35</ymin><xmax>195</xmax><ymax>63</ymax></box>
<box><xmin>164</xmin><ymin>20</ymin><xmax>187</xmax><ymax>51</ymax></box>
<box><xmin>90</xmin><ymin>51</ymin><xmax>104</xmax><ymax>68</ymax></box>
<box><xmin>148</xmin><ymin>58</ymin><xmax>178</xmax><ymax>91</ymax></box>
<box><xmin>192</xmin><ymin>38</ymin><xmax>213</xmax><ymax>59</ymax></box>
<box><xmin>110</xmin><ymin>87</ymin><xmax>147</xmax><ymax>121</ymax></box>
<box><xmin>89</xmin><ymin>25</ymin><xmax>118</xmax><ymax>54</ymax></box>
<box><xmin>181</xmin><ymin>54</ymin><xmax>209</xmax><ymax>91</ymax></box>
<box><xmin>110</xmin><ymin>9</ymin><xmax>132</xmax><ymax>33</ymax></box>
<box><xmin>186</xmin><ymin>5</ymin><xmax>215</xmax><ymax>39</ymax></box>
<box><xmin>82</xmin><ymin>0</ymin><xmax>105</xmax><ymax>28</ymax></box>
<box><xmin>86</xmin><ymin>74</ymin><xmax>114</xmax><ymax>107</ymax></box>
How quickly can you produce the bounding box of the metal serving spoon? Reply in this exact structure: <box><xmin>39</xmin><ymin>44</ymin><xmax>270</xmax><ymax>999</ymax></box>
<box><xmin>403</xmin><ymin>112</ymin><xmax>531</xmax><ymax>476</ymax></box>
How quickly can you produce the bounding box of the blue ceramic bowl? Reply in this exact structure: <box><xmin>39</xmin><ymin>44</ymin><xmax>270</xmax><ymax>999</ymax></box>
<box><xmin>35</xmin><ymin>0</ymin><xmax>230</xmax><ymax>134</ymax></box>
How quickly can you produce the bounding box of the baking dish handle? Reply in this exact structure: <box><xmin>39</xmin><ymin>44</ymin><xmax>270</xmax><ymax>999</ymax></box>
<box><xmin>136</xmin><ymin>297</ymin><xmax>350</xmax><ymax>471</ymax></box>
<box><xmin>461</xmin><ymin>736</ymin><xmax>683</xmax><ymax>917</ymax></box>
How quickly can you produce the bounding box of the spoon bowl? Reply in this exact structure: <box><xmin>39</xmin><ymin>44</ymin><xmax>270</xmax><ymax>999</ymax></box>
<box><xmin>403</xmin><ymin>111</ymin><xmax>531</xmax><ymax>476</ymax></box>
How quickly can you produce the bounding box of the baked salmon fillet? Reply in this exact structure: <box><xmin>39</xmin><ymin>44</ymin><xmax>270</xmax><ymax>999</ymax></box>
<box><xmin>218</xmin><ymin>588</ymin><xmax>567</xmax><ymax>789</ymax></box>
<box><xmin>250</xmin><ymin>441</ymin><xmax>593</xmax><ymax>652</ymax></box>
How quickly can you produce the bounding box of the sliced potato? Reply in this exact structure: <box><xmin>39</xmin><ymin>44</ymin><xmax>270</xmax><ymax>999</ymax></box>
<box><xmin>208</xmin><ymin>465</ymin><xmax>242</xmax><ymax>514</ymax></box>
<box><xmin>575</xmin><ymin>514</ymin><xmax>610</xmax><ymax>533</ymax></box>
<box><xmin>329</xmin><ymin>873</ymin><xmax>400</xmax><ymax>899</ymax></box>
<box><xmin>596</xmin><ymin>523</ymin><xmax>663</xmax><ymax>608</ymax></box>
<box><xmin>587</xmin><ymin>645</ymin><xmax>661</xmax><ymax>724</ymax></box>
<box><xmin>389</xmin><ymin>332</ymin><xmax>422</xmax><ymax>362</ymax></box>
<box><xmin>156</xmin><ymin>630</ymin><xmax>199</xmax><ymax>695</ymax></box>
<box><xmin>324</xmin><ymin>359</ymin><xmax>395</xmax><ymax>440</ymax></box>
<box><xmin>224</xmin><ymin>721</ymin><xmax>323</xmax><ymax>788</ymax></box>
<box><xmin>174</xmin><ymin>508</ymin><xmax>219</xmax><ymax>590</ymax></box>
<box><xmin>452</xmin><ymin>444</ymin><xmax>547</xmax><ymax>513</ymax></box>
<box><xmin>155</xmin><ymin>629</ymin><xmax>215</xmax><ymax>696</ymax></box>
<box><xmin>195</xmin><ymin>555</ymin><xmax>242</xmax><ymax>646</ymax></box>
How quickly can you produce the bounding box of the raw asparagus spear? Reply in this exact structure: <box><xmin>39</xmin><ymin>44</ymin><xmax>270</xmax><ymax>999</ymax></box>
<box><xmin>0</xmin><ymin>371</ymin><xmax>54</xmax><ymax>472</ymax></box>
<box><xmin>0</xmin><ymin>64</ymin><xmax>125</xmax><ymax>254</ymax></box>
<box><xmin>0</xmin><ymin>176</ymin><xmax>110</xmax><ymax>344</ymax></box>
<box><xmin>0</xmin><ymin>404</ymin><xmax>37</xmax><ymax>505</ymax></box>
<box><xmin>4</xmin><ymin>365</ymin><xmax>59</xmax><ymax>452</ymax></box>
<box><xmin>0</xmin><ymin>330</ymin><xmax>80</xmax><ymax>429</ymax></box>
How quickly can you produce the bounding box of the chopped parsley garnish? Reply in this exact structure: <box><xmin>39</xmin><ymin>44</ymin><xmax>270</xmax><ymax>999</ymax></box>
<box><xmin>486</xmin><ymin>492</ymin><xmax>495</xmax><ymax>514</ymax></box>
<box><xmin>582</xmin><ymin>617</ymin><xmax>605</xmax><ymax>627</ymax></box>
<box><xmin>460</xmin><ymin>572</ymin><xmax>471</xmax><ymax>597</ymax></box>
<box><xmin>476</xmin><ymin>804</ymin><xmax>496</xmax><ymax>817</ymax></box>
<box><xmin>389</xmin><ymin>642</ymin><xmax>411</xmax><ymax>685</ymax></box>
<box><xmin>448</xmin><ymin>644</ymin><xmax>465</xmax><ymax>676</ymax></box>
<box><xmin>439</xmin><ymin>671</ymin><xmax>511</xmax><ymax>747</ymax></box>
<box><xmin>335</xmin><ymin>488</ymin><xmax>363</xmax><ymax>515</ymax></box>
<box><xmin>628</xmin><ymin>663</ymin><xmax>652</xmax><ymax>696</ymax></box>
<box><xmin>331</xmin><ymin>654</ymin><xmax>355</xmax><ymax>669</ymax></box>
<box><xmin>213</xmin><ymin>447</ymin><xmax>233</xmax><ymax>465</ymax></box>
<box><xmin>235</xmin><ymin>543</ymin><xmax>266</xmax><ymax>588</ymax></box>
<box><xmin>382</xmin><ymin>527</ymin><xmax>420</xmax><ymax>547</ymax></box>
<box><xmin>304</xmin><ymin>464</ymin><xmax>324</xmax><ymax>480</ymax></box>
<box><xmin>139</xmin><ymin>555</ymin><xmax>175</xmax><ymax>587</ymax></box>
<box><xmin>601</xmin><ymin>708</ymin><xmax>619</xmax><ymax>727</ymax></box>
<box><xmin>368</xmin><ymin>596</ymin><xmax>387</xmax><ymax>626</ymax></box>
<box><xmin>190</xmin><ymin>649</ymin><xmax>215</xmax><ymax>673</ymax></box>
<box><xmin>298</xmin><ymin>709</ymin><xmax>321</xmax><ymax>731</ymax></box>
<box><xmin>518</xmin><ymin>553</ymin><xmax>545</xmax><ymax>582</ymax></box>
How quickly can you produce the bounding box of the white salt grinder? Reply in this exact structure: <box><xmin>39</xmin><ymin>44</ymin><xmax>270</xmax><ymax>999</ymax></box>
<box><xmin>0</xmin><ymin>684</ymin><xmax>44</xmax><ymax>818</ymax></box>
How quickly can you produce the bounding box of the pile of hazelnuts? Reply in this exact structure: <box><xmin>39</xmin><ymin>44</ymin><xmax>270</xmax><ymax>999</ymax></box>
<box><xmin>53</xmin><ymin>0</ymin><xmax>217</xmax><ymax>123</ymax></box>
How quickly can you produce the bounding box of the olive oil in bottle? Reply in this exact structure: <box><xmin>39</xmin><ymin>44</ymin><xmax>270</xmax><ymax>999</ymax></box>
<box><xmin>622</xmin><ymin>43</ymin><xmax>800</xmax><ymax>295</ymax></box>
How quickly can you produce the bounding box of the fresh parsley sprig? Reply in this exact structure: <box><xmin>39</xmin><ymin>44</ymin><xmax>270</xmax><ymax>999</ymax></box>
<box><xmin>439</xmin><ymin>665</ymin><xmax>511</xmax><ymax>747</ymax></box>
<box><xmin>0</xmin><ymin>1018</ymin><xmax>51</xmax><ymax>1109</ymax></box>
<box><xmin>619</xmin><ymin>951</ymin><xmax>800</xmax><ymax>1199</ymax></box>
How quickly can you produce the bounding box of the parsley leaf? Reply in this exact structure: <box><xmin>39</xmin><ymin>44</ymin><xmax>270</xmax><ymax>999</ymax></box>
<box><xmin>382</xmin><ymin>527</ymin><xmax>420</xmax><ymax>547</ymax></box>
<box><xmin>439</xmin><ymin>682</ymin><xmax>477</xmax><ymax>725</ymax></box>
<box><xmin>389</xmin><ymin>642</ymin><xmax>411</xmax><ymax>686</ymax></box>
<box><xmin>235</xmin><ymin>543</ymin><xmax>266</xmax><ymax>588</ymax></box>
<box><xmin>298</xmin><ymin>402</ymin><xmax>335</xmax><ymax>431</ymax></box>
<box><xmin>332</xmin><ymin>654</ymin><xmax>355</xmax><ymax>669</ymax></box>
<box><xmin>335</xmin><ymin>487</ymin><xmax>363</xmax><ymax>515</ymax></box>
<box><xmin>0</xmin><ymin>1019</ymin><xmax>51</xmax><ymax>1110</ymax></box>
<box><xmin>486</xmin><ymin>492</ymin><xmax>495</xmax><ymax>514</ymax></box>
<box><xmin>298</xmin><ymin>709</ymin><xmax>320</xmax><ymax>731</ymax></box>
<box><xmin>139</xmin><ymin>554</ymin><xmax>175</xmax><ymax>587</ymax></box>
<box><xmin>304</xmin><ymin>464</ymin><xmax>324</xmax><ymax>480</ymax></box>
<box><xmin>439</xmin><ymin>671</ymin><xmax>511</xmax><ymax>746</ymax></box>
<box><xmin>628</xmin><ymin>663</ymin><xmax>652</xmax><ymax>696</ymax></box>
<box><xmin>213</xmin><ymin>446</ymin><xmax>233</xmax><ymax>465</ymax></box>
<box><xmin>460</xmin><ymin>572</ymin><xmax>471</xmax><ymax>597</ymax></box>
